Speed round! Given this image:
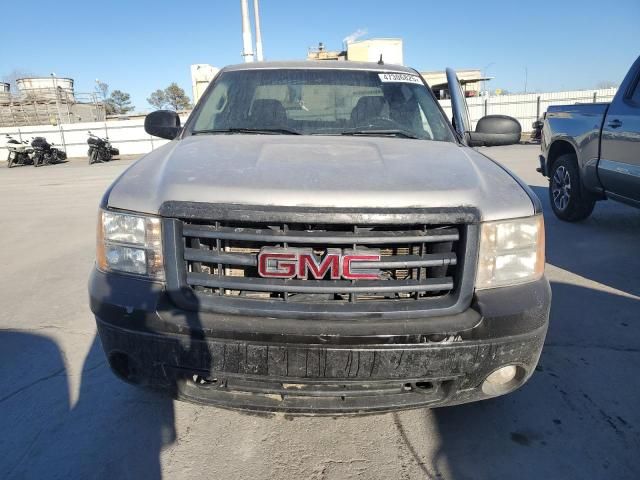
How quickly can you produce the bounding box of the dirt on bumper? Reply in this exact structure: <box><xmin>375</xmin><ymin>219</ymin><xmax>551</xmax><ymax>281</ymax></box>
<box><xmin>96</xmin><ymin>319</ymin><xmax>547</xmax><ymax>414</ymax></box>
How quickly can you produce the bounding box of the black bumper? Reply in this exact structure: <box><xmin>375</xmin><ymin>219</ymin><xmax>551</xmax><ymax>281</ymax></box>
<box><xmin>89</xmin><ymin>269</ymin><xmax>550</xmax><ymax>414</ymax></box>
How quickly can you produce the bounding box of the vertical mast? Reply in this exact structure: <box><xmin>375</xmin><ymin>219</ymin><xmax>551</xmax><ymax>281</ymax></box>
<box><xmin>240</xmin><ymin>0</ymin><xmax>254</xmax><ymax>62</ymax></box>
<box><xmin>253</xmin><ymin>0</ymin><xmax>264</xmax><ymax>61</ymax></box>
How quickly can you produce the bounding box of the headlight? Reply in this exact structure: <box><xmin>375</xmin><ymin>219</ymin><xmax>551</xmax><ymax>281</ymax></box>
<box><xmin>96</xmin><ymin>210</ymin><xmax>164</xmax><ymax>280</ymax></box>
<box><xmin>475</xmin><ymin>215</ymin><xmax>545</xmax><ymax>290</ymax></box>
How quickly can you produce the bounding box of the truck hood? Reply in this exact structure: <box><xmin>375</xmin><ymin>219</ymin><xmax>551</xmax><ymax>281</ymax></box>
<box><xmin>107</xmin><ymin>135</ymin><xmax>534</xmax><ymax>222</ymax></box>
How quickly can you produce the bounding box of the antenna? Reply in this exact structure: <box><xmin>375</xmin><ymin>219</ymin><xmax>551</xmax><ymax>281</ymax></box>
<box><xmin>378</xmin><ymin>54</ymin><xmax>384</xmax><ymax>65</ymax></box>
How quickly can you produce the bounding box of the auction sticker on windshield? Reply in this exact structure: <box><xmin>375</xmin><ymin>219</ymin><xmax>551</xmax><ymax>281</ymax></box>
<box><xmin>378</xmin><ymin>73</ymin><xmax>423</xmax><ymax>84</ymax></box>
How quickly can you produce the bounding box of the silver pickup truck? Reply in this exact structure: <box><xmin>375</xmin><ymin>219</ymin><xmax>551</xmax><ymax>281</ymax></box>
<box><xmin>89</xmin><ymin>61</ymin><xmax>550</xmax><ymax>414</ymax></box>
<box><xmin>539</xmin><ymin>55</ymin><xmax>640</xmax><ymax>221</ymax></box>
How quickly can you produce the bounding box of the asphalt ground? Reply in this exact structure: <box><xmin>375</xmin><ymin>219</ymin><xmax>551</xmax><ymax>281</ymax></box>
<box><xmin>1</xmin><ymin>145</ymin><xmax>638</xmax><ymax>479</ymax></box>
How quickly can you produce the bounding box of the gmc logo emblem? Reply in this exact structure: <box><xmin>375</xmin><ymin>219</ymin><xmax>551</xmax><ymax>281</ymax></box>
<box><xmin>257</xmin><ymin>247</ymin><xmax>381</xmax><ymax>280</ymax></box>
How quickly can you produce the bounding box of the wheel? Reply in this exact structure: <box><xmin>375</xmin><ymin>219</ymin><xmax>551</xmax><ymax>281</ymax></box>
<box><xmin>549</xmin><ymin>154</ymin><xmax>595</xmax><ymax>222</ymax></box>
<box><xmin>88</xmin><ymin>148</ymin><xmax>96</xmax><ymax>164</ymax></box>
<box><xmin>33</xmin><ymin>154</ymin><xmax>41</xmax><ymax>167</ymax></box>
<box><xmin>7</xmin><ymin>154</ymin><xmax>14</xmax><ymax>168</ymax></box>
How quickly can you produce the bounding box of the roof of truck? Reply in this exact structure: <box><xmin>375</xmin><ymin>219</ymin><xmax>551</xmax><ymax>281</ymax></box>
<box><xmin>222</xmin><ymin>60</ymin><xmax>417</xmax><ymax>74</ymax></box>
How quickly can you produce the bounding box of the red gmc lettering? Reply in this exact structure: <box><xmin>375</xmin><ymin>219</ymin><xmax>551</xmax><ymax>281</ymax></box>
<box><xmin>258</xmin><ymin>252</ymin><xmax>297</xmax><ymax>278</ymax></box>
<box><xmin>342</xmin><ymin>254</ymin><xmax>381</xmax><ymax>280</ymax></box>
<box><xmin>298</xmin><ymin>249</ymin><xmax>341</xmax><ymax>279</ymax></box>
<box><xmin>257</xmin><ymin>248</ymin><xmax>380</xmax><ymax>280</ymax></box>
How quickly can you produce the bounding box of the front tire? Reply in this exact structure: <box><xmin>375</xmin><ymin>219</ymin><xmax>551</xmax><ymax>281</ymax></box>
<box><xmin>549</xmin><ymin>154</ymin><xmax>595</xmax><ymax>222</ymax></box>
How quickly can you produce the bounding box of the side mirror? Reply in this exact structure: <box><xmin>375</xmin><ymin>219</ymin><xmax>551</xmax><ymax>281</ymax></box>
<box><xmin>144</xmin><ymin>110</ymin><xmax>181</xmax><ymax>140</ymax></box>
<box><xmin>468</xmin><ymin>115</ymin><xmax>521</xmax><ymax>147</ymax></box>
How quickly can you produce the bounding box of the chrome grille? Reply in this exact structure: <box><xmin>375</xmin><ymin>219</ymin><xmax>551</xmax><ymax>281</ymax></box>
<box><xmin>179</xmin><ymin>221</ymin><xmax>462</xmax><ymax>304</ymax></box>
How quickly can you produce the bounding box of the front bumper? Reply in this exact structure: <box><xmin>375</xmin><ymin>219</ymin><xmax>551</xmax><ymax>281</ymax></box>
<box><xmin>90</xmin><ymin>269</ymin><xmax>550</xmax><ymax>414</ymax></box>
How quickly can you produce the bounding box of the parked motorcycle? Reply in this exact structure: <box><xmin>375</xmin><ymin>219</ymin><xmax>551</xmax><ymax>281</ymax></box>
<box><xmin>530</xmin><ymin>115</ymin><xmax>545</xmax><ymax>143</ymax></box>
<box><xmin>87</xmin><ymin>131</ymin><xmax>119</xmax><ymax>164</ymax></box>
<box><xmin>31</xmin><ymin>136</ymin><xmax>67</xmax><ymax>167</ymax></box>
<box><xmin>5</xmin><ymin>134</ymin><xmax>34</xmax><ymax>168</ymax></box>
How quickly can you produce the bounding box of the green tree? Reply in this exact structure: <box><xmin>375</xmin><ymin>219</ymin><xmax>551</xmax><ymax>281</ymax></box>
<box><xmin>147</xmin><ymin>83</ymin><xmax>192</xmax><ymax>111</ymax></box>
<box><xmin>108</xmin><ymin>90</ymin><xmax>134</xmax><ymax>114</ymax></box>
<box><xmin>147</xmin><ymin>89</ymin><xmax>167</xmax><ymax>109</ymax></box>
<box><xmin>164</xmin><ymin>83</ymin><xmax>192</xmax><ymax>111</ymax></box>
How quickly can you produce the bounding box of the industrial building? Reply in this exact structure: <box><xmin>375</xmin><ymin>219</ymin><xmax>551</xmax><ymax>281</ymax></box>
<box><xmin>307</xmin><ymin>38</ymin><xmax>403</xmax><ymax>65</ymax></box>
<box><xmin>305</xmin><ymin>38</ymin><xmax>487</xmax><ymax>98</ymax></box>
<box><xmin>422</xmin><ymin>69</ymin><xmax>490</xmax><ymax>99</ymax></box>
<box><xmin>0</xmin><ymin>76</ymin><xmax>105</xmax><ymax>127</ymax></box>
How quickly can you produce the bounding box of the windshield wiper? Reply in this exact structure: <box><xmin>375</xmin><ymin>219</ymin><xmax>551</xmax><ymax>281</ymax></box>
<box><xmin>340</xmin><ymin>129</ymin><xmax>421</xmax><ymax>139</ymax></box>
<box><xmin>192</xmin><ymin>127</ymin><xmax>301</xmax><ymax>135</ymax></box>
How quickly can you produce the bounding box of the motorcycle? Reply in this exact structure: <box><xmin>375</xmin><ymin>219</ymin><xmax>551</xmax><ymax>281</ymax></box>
<box><xmin>530</xmin><ymin>116</ymin><xmax>544</xmax><ymax>143</ymax></box>
<box><xmin>87</xmin><ymin>131</ymin><xmax>119</xmax><ymax>164</ymax></box>
<box><xmin>5</xmin><ymin>134</ymin><xmax>34</xmax><ymax>168</ymax></box>
<box><xmin>31</xmin><ymin>136</ymin><xmax>67</xmax><ymax>167</ymax></box>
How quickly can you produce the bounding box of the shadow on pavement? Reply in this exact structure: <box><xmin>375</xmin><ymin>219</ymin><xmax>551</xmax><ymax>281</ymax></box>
<box><xmin>2</xmin><ymin>270</ymin><xmax>213</xmax><ymax>479</ymax></box>
<box><xmin>0</xmin><ymin>332</ymin><xmax>176</xmax><ymax>480</ymax></box>
<box><xmin>0</xmin><ymin>331</ymin><xmax>70</xmax><ymax>478</ymax></box>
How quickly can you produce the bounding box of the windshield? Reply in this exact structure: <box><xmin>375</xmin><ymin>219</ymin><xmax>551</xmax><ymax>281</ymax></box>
<box><xmin>190</xmin><ymin>69</ymin><xmax>455</xmax><ymax>142</ymax></box>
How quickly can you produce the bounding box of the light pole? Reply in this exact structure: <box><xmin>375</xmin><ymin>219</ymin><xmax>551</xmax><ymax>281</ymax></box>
<box><xmin>50</xmin><ymin>73</ymin><xmax>63</xmax><ymax>124</ymax></box>
<box><xmin>95</xmin><ymin>79</ymin><xmax>109</xmax><ymax>137</ymax></box>
<box><xmin>50</xmin><ymin>73</ymin><xmax>67</xmax><ymax>153</ymax></box>
<box><xmin>482</xmin><ymin>62</ymin><xmax>495</xmax><ymax>96</ymax></box>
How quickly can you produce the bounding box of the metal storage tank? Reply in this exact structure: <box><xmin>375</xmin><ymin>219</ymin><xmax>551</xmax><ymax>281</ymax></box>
<box><xmin>16</xmin><ymin>77</ymin><xmax>75</xmax><ymax>102</ymax></box>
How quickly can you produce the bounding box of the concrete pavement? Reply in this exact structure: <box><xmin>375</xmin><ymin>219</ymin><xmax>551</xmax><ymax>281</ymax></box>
<box><xmin>1</xmin><ymin>145</ymin><xmax>638</xmax><ymax>479</ymax></box>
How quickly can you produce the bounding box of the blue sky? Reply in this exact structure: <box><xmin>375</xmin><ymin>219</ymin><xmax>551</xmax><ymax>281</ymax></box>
<box><xmin>2</xmin><ymin>0</ymin><xmax>638</xmax><ymax>111</ymax></box>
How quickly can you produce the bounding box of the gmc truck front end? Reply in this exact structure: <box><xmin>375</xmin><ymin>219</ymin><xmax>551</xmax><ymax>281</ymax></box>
<box><xmin>89</xmin><ymin>203</ymin><xmax>550</xmax><ymax>414</ymax></box>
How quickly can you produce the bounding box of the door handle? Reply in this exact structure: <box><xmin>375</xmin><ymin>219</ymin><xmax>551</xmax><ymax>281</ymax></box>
<box><xmin>608</xmin><ymin>119</ymin><xmax>623</xmax><ymax>128</ymax></box>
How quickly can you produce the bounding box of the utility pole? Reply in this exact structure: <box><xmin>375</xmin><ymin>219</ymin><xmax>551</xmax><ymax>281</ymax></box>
<box><xmin>95</xmin><ymin>79</ymin><xmax>109</xmax><ymax>137</ymax></box>
<box><xmin>51</xmin><ymin>73</ymin><xmax>67</xmax><ymax>153</ymax></box>
<box><xmin>50</xmin><ymin>73</ymin><xmax>63</xmax><ymax>125</ymax></box>
<box><xmin>524</xmin><ymin>67</ymin><xmax>528</xmax><ymax>93</ymax></box>
<box><xmin>253</xmin><ymin>0</ymin><xmax>264</xmax><ymax>61</ymax></box>
<box><xmin>482</xmin><ymin>62</ymin><xmax>494</xmax><ymax>96</ymax></box>
<box><xmin>240</xmin><ymin>0</ymin><xmax>254</xmax><ymax>62</ymax></box>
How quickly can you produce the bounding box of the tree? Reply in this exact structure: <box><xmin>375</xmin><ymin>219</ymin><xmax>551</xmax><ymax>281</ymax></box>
<box><xmin>95</xmin><ymin>82</ymin><xmax>135</xmax><ymax>115</ymax></box>
<box><xmin>164</xmin><ymin>83</ymin><xmax>192</xmax><ymax>111</ymax></box>
<box><xmin>95</xmin><ymin>81</ymin><xmax>115</xmax><ymax>115</ymax></box>
<box><xmin>147</xmin><ymin>89</ymin><xmax>167</xmax><ymax>109</ymax></box>
<box><xmin>147</xmin><ymin>83</ymin><xmax>192</xmax><ymax>111</ymax></box>
<box><xmin>109</xmin><ymin>90</ymin><xmax>134</xmax><ymax>114</ymax></box>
